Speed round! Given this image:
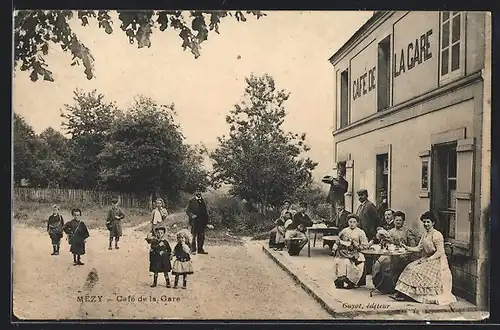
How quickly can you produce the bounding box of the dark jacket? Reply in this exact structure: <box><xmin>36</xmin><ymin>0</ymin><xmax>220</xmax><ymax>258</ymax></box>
<box><xmin>47</xmin><ymin>214</ymin><xmax>64</xmax><ymax>236</ymax></box>
<box><xmin>326</xmin><ymin>177</ymin><xmax>348</xmax><ymax>205</ymax></box>
<box><xmin>355</xmin><ymin>200</ymin><xmax>379</xmax><ymax>240</ymax></box>
<box><xmin>288</xmin><ymin>212</ymin><xmax>313</xmax><ymax>233</ymax></box>
<box><xmin>335</xmin><ymin>209</ymin><xmax>351</xmax><ymax>230</ymax></box>
<box><xmin>186</xmin><ymin>197</ymin><xmax>209</xmax><ymax>226</ymax></box>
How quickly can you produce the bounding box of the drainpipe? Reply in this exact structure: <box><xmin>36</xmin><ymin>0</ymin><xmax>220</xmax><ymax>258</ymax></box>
<box><xmin>477</xmin><ymin>12</ymin><xmax>491</xmax><ymax>311</ymax></box>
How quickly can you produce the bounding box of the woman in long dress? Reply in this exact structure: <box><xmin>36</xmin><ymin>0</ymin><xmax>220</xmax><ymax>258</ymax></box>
<box><xmin>151</xmin><ymin>198</ymin><xmax>169</xmax><ymax>233</ymax></box>
<box><xmin>332</xmin><ymin>214</ymin><xmax>369</xmax><ymax>289</ymax></box>
<box><xmin>391</xmin><ymin>211</ymin><xmax>457</xmax><ymax>305</ymax></box>
<box><xmin>371</xmin><ymin>210</ymin><xmax>417</xmax><ymax>294</ymax></box>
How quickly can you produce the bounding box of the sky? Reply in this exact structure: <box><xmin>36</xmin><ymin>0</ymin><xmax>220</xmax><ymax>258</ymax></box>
<box><xmin>13</xmin><ymin>10</ymin><xmax>373</xmax><ymax>184</ymax></box>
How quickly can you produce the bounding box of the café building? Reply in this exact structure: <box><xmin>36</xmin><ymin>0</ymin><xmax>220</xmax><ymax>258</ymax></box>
<box><xmin>329</xmin><ymin>11</ymin><xmax>490</xmax><ymax>308</ymax></box>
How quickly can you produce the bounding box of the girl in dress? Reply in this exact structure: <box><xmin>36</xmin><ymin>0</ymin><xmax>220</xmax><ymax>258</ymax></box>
<box><xmin>151</xmin><ymin>198</ymin><xmax>169</xmax><ymax>234</ymax></box>
<box><xmin>62</xmin><ymin>208</ymin><xmax>90</xmax><ymax>266</ymax></box>
<box><xmin>332</xmin><ymin>214</ymin><xmax>369</xmax><ymax>289</ymax></box>
<box><xmin>172</xmin><ymin>230</ymin><xmax>194</xmax><ymax>289</ymax></box>
<box><xmin>145</xmin><ymin>226</ymin><xmax>172</xmax><ymax>287</ymax></box>
<box><xmin>391</xmin><ymin>211</ymin><xmax>457</xmax><ymax>305</ymax></box>
<box><xmin>47</xmin><ymin>204</ymin><xmax>64</xmax><ymax>255</ymax></box>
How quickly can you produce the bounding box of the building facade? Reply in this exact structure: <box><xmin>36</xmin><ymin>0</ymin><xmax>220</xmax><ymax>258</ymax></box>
<box><xmin>329</xmin><ymin>11</ymin><xmax>490</xmax><ymax>308</ymax></box>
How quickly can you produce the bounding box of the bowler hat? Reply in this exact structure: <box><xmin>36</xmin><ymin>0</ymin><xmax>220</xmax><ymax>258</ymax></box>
<box><xmin>357</xmin><ymin>189</ymin><xmax>368</xmax><ymax>196</ymax></box>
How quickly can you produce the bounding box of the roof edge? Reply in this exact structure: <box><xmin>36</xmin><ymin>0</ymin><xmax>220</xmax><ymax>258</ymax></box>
<box><xmin>328</xmin><ymin>11</ymin><xmax>392</xmax><ymax>65</ymax></box>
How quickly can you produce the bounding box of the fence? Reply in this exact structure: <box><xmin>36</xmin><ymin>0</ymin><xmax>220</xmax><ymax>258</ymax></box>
<box><xmin>13</xmin><ymin>187</ymin><xmax>152</xmax><ymax>209</ymax></box>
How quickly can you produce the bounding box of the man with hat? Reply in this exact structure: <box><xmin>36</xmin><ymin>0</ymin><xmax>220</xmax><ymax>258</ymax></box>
<box><xmin>106</xmin><ymin>197</ymin><xmax>125</xmax><ymax>250</ymax></box>
<box><xmin>186</xmin><ymin>189</ymin><xmax>211</xmax><ymax>254</ymax></box>
<box><xmin>324</xmin><ymin>161</ymin><xmax>349</xmax><ymax>223</ymax></box>
<box><xmin>355</xmin><ymin>189</ymin><xmax>379</xmax><ymax>241</ymax></box>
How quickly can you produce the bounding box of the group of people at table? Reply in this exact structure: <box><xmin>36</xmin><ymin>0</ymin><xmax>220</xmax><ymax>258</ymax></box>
<box><xmin>268</xmin><ymin>188</ymin><xmax>457</xmax><ymax>306</ymax></box>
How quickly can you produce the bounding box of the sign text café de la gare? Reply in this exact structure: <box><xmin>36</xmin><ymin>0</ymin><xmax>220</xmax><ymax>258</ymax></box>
<box><xmin>331</xmin><ymin>11</ymin><xmax>490</xmax><ymax>310</ymax></box>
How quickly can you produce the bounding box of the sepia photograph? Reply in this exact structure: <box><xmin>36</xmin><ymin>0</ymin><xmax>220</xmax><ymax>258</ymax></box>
<box><xmin>12</xmin><ymin>10</ymin><xmax>491</xmax><ymax>321</ymax></box>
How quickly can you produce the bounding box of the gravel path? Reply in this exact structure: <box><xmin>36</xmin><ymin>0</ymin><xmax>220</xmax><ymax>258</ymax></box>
<box><xmin>12</xmin><ymin>223</ymin><xmax>331</xmax><ymax>320</ymax></box>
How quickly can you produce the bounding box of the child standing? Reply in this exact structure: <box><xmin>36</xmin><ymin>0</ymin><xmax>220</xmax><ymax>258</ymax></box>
<box><xmin>172</xmin><ymin>230</ymin><xmax>194</xmax><ymax>289</ymax></box>
<box><xmin>63</xmin><ymin>208</ymin><xmax>90</xmax><ymax>266</ymax></box>
<box><xmin>151</xmin><ymin>198</ymin><xmax>169</xmax><ymax>234</ymax></box>
<box><xmin>47</xmin><ymin>204</ymin><xmax>64</xmax><ymax>255</ymax></box>
<box><xmin>106</xmin><ymin>198</ymin><xmax>125</xmax><ymax>250</ymax></box>
<box><xmin>145</xmin><ymin>226</ymin><xmax>172</xmax><ymax>288</ymax></box>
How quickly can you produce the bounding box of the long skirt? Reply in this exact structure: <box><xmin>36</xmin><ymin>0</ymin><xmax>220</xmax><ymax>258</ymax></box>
<box><xmin>372</xmin><ymin>255</ymin><xmax>411</xmax><ymax>294</ymax></box>
<box><xmin>70</xmin><ymin>239</ymin><xmax>86</xmax><ymax>255</ymax></box>
<box><xmin>149</xmin><ymin>252</ymin><xmax>172</xmax><ymax>273</ymax></box>
<box><xmin>333</xmin><ymin>257</ymin><xmax>365</xmax><ymax>285</ymax></box>
<box><xmin>172</xmin><ymin>259</ymin><xmax>194</xmax><ymax>275</ymax></box>
<box><xmin>395</xmin><ymin>257</ymin><xmax>457</xmax><ymax>305</ymax></box>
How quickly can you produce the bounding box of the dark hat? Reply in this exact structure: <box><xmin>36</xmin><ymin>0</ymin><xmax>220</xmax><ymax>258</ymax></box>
<box><xmin>357</xmin><ymin>189</ymin><xmax>368</xmax><ymax>196</ymax></box>
<box><xmin>153</xmin><ymin>226</ymin><xmax>166</xmax><ymax>232</ymax></box>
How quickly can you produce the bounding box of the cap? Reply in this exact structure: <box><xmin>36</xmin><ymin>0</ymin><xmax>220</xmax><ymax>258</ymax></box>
<box><xmin>357</xmin><ymin>189</ymin><xmax>368</xmax><ymax>196</ymax></box>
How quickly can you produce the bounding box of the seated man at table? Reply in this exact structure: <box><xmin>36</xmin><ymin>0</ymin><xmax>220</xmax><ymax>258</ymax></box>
<box><xmin>371</xmin><ymin>210</ymin><xmax>417</xmax><ymax>294</ymax></box>
<box><xmin>284</xmin><ymin>202</ymin><xmax>313</xmax><ymax>255</ymax></box>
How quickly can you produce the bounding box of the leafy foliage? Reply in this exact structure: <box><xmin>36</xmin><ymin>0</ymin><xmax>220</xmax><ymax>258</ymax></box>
<box><xmin>210</xmin><ymin>74</ymin><xmax>318</xmax><ymax>211</ymax></box>
<box><xmin>14</xmin><ymin>10</ymin><xmax>266</xmax><ymax>82</ymax></box>
<box><xmin>13</xmin><ymin>114</ymin><xmax>39</xmax><ymax>185</ymax></box>
<box><xmin>60</xmin><ymin>89</ymin><xmax>121</xmax><ymax>189</ymax></box>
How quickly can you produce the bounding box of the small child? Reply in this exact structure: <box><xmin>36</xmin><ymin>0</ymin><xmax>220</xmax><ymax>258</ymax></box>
<box><xmin>171</xmin><ymin>230</ymin><xmax>194</xmax><ymax>289</ymax></box>
<box><xmin>151</xmin><ymin>198</ymin><xmax>169</xmax><ymax>234</ymax></box>
<box><xmin>145</xmin><ymin>226</ymin><xmax>172</xmax><ymax>288</ymax></box>
<box><xmin>106</xmin><ymin>198</ymin><xmax>125</xmax><ymax>250</ymax></box>
<box><xmin>47</xmin><ymin>204</ymin><xmax>64</xmax><ymax>255</ymax></box>
<box><xmin>62</xmin><ymin>208</ymin><xmax>90</xmax><ymax>266</ymax></box>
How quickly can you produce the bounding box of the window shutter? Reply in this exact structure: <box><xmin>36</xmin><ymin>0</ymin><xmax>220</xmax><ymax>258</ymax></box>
<box><xmin>345</xmin><ymin>160</ymin><xmax>354</xmax><ymax>213</ymax></box>
<box><xmin>454</xmin><ymin>138</ymin><xmax>474</xmax><ymax>249</ymax></box>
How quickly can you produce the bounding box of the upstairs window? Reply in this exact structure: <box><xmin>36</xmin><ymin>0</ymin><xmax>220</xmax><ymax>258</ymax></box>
<box><xmin>377</xmin><ymin>35</ymin><xmax>391</xmax><ymax>111</ymax></box>
<box><xmin>339</xmin><ymin>69</ymin><xmax>349</xmax><ymax>128</ymax></box>
<box><xmin>439</xmin><ymin>11</ymin><xmax>465</xmax><ymax>84</ymax></box>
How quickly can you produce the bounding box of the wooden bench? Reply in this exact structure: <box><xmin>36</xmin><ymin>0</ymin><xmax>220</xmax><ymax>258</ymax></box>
<box><xmin>322</xmin><ymin>235</ymin><xmax>338</xmax><ymax>253</ymax></box>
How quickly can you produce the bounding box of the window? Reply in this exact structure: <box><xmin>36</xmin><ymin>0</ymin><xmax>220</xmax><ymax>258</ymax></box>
<box><xmin>339</xmin><ymin>69</ymin><xmax>349</xmax><ymax>128</ymax></box>
<box><xmin>421</xmin><ymin>160</ymin><xmax>429</xmax><ymax>190</ymax></box>
<box><xmin>432</xmin><ymin>143</ymin><xmax>457</xmax><ymax>241</ymax></box>
<box><xmin>377</xmin><ymin>35</ymin><xmax>391</xmax><ymax>111</ymax></box>
<box><xmin>439</xmin><ymin>11</ymin><xmax>465</xmax><ymax>83</ymax></box>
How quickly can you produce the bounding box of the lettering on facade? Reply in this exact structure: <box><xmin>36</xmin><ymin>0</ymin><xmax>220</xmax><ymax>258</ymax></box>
<box><xmin>393</xmin><ymin>29</ymin><xmax>433</xmax><ymax>78</ymax></box>
<box><xmin>352</xmin><ymin>66</ymin><xmax>376</xmax><ymax>101</ymax></box>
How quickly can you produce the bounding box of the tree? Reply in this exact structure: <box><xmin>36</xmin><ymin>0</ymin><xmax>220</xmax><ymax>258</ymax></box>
<box><xmin>97</xmin><ymin>95</ymin><xmax>208</xmax><ymax>201</ymax></box>
<box><xmin>210</xmin><ymin>74</ymin><xmax>318</xmax><ymax>212</ymax></box>
<box><xmin>61</xmin><ymin>89</ymin><xmax>121</xmax><ymax>189</ymax></box>
<box><xmin>31</xmin><ymin>127</ymin><xmax>70</xmax><ymax>187</ymax></box>
<box><xmin>13</xmin><ymin>114</ymin><xmax>39</xmax><ymax>185</ymax></box>
<box><xmin>14</xmin><ymin>10</ymin><xmax>265</xmax><ymax>82</ymax></box>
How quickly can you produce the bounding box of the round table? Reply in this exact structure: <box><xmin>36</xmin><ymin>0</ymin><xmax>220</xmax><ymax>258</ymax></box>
<box><xmin>360</xmin><ymin>248</ymin><xmax>417</xmax><ymax>297</ymax></box>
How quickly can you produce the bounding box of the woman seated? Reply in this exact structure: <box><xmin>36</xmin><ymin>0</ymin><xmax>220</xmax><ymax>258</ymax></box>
<box><xmin>284</xmin><ymin>202</ymin><xmax>312</xmax><ymax>256</ymax></box>
<box><xmin>371</xmin><ymin>211</ymin><xmax>417</xmax><ymax>294</ymax></box>
<box><xmin>391</xmin><ymin>211</ymin><xmax>457</xmax><ymax>305</ymax></box>
<box><xmin>332</xmin><ymin>214</ymin><xmax>369</xmax><ymax>289</ymax></box>
<box><xmin>269</xmin><ymin>212</ymin><xmax>292</xmax><ymax>250</ymax></box>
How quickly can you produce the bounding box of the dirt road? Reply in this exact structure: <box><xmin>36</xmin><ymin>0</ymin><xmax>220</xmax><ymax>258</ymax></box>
<box><xmin>12</xmin><ymin>223</ymin><xmax>331</xmax><ymax>320</ymax></box>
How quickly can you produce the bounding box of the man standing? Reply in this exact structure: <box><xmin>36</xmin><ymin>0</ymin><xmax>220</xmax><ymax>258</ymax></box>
<box><xmin>186</xmin><ymin>190</ymin><xmax>210</xmax><ymax>255</ymax></box>
<box><xmin>376</xmin><ymin>189</ymin><xmax>389</xmax><ymax>222</ymax></box>
<box><xmin>355</xmin><ymin>189</ymin><xmax>379</xmax><ymax>241</ymax></box>
<box><xmin>325</xmin><ymin>161</ymin><xmax>348</xmax><ymax>223</ymax></box>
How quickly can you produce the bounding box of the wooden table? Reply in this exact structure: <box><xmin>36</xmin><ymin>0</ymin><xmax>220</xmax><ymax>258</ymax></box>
<box><xmin>360</xmin><ymin>249</ymin><xmax>417</xmax><ymax>297</ymax></box>
<box><xmin>306</xmin><ymin>226</ymin><xmax>340</xmax><ymax>257</ymax></box>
